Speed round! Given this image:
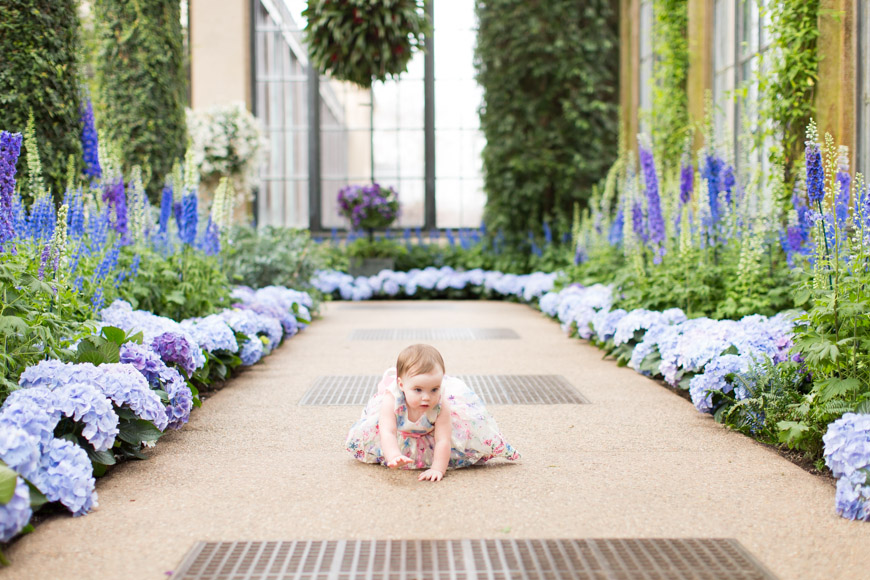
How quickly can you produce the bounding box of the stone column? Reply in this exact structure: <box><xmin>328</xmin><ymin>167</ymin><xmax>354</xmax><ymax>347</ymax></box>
<box><xmin>686</xmin><ymin>0</ymin><xmax>713</xmax><ymax>152</ymax></box>
<box><xmin>190</xmin><ymin>0</ymin><xmax>252</xmax><ymax>110</ymax></box>
<box><xmin>620</xmin><ymin>0</ymin><xmax>639</xmax><ymax>153</ymax></box>
<box><xmin>816</xmin><ymin>0</ymin><xmax>857</xmax><ymax>167</ymax></box>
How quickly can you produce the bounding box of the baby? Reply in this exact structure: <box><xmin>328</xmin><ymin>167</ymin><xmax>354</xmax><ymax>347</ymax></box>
<box><xmin>345</xmin><ymin>344</ymin><xmax>520</xmax><ymax>481</ymax></box>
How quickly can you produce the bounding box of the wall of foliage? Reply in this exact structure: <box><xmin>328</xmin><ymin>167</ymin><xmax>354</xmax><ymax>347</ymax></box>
<box><xmin>93</xmin><ymin>0</ymin><xmax>187</xmax><ymax>202</ymax></box>
<box><xmin>474</xmin><ymin>0</ymin><xmax>619</xmax><ymax>241</ymax></box>
<box><xmin>0</xmin><ymin>0</ymin><xmax>84</xmax><ymax>202</ymax></box>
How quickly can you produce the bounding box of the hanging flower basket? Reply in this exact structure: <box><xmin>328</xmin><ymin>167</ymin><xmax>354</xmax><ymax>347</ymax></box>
<box><xmin>303</xmin><ymin>0</ymin><xmax>429</xmax><ymax>88</ymax></box>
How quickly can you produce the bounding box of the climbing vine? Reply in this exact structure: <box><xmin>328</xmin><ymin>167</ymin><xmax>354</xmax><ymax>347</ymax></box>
<box><xmin>651</xmin><ymin>0</ymin><xmax>689</xmax><ymax>174</ymax></box>
<box><xmin>757</xmin><ymin>0</ymin><xmax>819</xmax><ymax>195</ymax></box>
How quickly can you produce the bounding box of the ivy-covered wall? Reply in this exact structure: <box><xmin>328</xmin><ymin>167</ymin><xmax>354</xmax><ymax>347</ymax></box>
<box><xmin>651</xmin><ymin>0</ymin><xmax>689</xmax><ymax>173</ymax></box>
<box><xmin>94</xmin><ymin>0</ymin><xmax>187</xmax><ymax>200</ymax></box>
<box><xmin>0</xmin><ymin>0</ymin><xmax>84</xmax><ymax>201</ymax></box>
<box><xmin>474</xmin><ymin>0</ymin><xmax>619</xmax><ymax>239</ymax></box>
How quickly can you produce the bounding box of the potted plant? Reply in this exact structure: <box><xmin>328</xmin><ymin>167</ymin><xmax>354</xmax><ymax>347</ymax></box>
<box><xmin>338</xmin><ymin>183</ymin><xmax>401</xmax><ymax>275</ymax></box>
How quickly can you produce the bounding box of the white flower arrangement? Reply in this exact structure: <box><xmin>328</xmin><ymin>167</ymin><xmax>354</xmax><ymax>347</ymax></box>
<box><xmin>186</xmin><ymin>103</ymin><xmax>267</xmax><ymax>199</ymax></box>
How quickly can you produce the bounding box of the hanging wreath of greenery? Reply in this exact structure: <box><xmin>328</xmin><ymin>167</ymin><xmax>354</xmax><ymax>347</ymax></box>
<box><xmin>302</xmin><ymin>0</ymin><xmax>429</xmax><ymax>89</ymax></box>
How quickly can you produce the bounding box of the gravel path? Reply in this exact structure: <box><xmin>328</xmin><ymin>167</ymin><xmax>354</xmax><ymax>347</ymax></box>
<box><xmin>4</xmin><ymin>300</ymin><xmax>869</xmax><ymax>579</ymax></box>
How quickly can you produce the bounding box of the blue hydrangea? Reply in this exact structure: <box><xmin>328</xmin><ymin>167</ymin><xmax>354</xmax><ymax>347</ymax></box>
<box><xmin>53</xmin><ymin>382</ymin><xmax>119</xmax><ymax>452</ymax></box>
<box><xmin>32</xmin><ymin>438</ymin><xmax>97</xmax><ymax>516</ymax></box>
<box><xmin>0</xmin><ymin>476</ymin><xmax>33</xmax><ymax>542</ymax></box>
<box><xmin>834</xmin><ymin>477</ymin><xmax>870</xmax><ymax>521</ymax></box>
<box><xmin>0</xmin><ymin>388</ymin><xmax>60</xmax><ymax>449</ymax></box>
<box><xmin>0</xmin><ymin>425</ymin><xmax>40</xmax><ymax>479</ymax></box>
<box><xmin>591</xmin><ymin>308</ymin><xmax>628</xmax><ymax>342</ymax></box>
<box><xmin>86</xmin><ymin>363</ymin><xmax>169</xmax><ymax>431</ymax></box>
<box><xmin>18</xmin><ymin>359</ymin><xmax>71</xmax><ymax>388</ymax></box>
<box><xmin>538</xmin><ymin>292</ymin><xmax>561</xmax><ymax>318</ymax></box>
<box><xmin>218</xmin><ymin>308</ymin><xmax>283</xmax><ymax>348</ymax></box>
<box><xmin>824</xmin><ymin>413</ymin><xmax>870</xmax><ymax>482</ymax></box>
<box><xmin>689</xmin><ymin>354</ymin><xmax>752</xmax><ymax>414</ymax></box>
<box><xmin>181</xmin><ymin>315</ymin><xmax>239</xmax><ymax>353</ymax></box>
<box><xmin>100</xmin><ymin>300</ymin><xmax>206</xmax><ymax>370</ymax></box>
<box><xmin>239</xmin><ymin>336</ymin><xmax>264</xmax><ymax>366</ymax></box>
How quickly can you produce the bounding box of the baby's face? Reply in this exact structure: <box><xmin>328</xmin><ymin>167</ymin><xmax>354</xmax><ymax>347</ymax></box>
<box><xmin>398</xmin><ymin>369</ymin><xmax>444</xmax><ymax>411</ymax></box>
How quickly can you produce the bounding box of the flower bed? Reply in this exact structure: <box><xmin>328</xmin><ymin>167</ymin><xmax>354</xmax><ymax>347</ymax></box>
<box><xmin>313</xmin><ymin>266</ymin><xmax>869</xmax><ymax>521</ymax></box>
<box><xmin>0</xmin><ymin>285</ymin><xmax>313</xmax><ymax>545</ymax></box>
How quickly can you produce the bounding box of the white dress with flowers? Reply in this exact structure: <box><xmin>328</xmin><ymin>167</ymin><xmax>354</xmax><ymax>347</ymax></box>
<box><xmin>345</xmin><ymin>368</ymin><xmax>520</xmax><ymax>469</ymax></box>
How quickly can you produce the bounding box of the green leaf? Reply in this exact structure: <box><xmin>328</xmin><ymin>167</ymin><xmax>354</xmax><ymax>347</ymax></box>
<box><xmin>817</xmin><ymin>377</ymin><xmax>862</xmax><ymax>402</ymax></box>
<box><xmin>855</xmin><ymin>400</ymin><xmax>870</xmax><ymax>414</ymax></box>
<box><xmin>86</xmin><ymin>448</ymin><xmax>116</xmax><ymax>467</ymax></box>
<box><xmin>101</xmin><ymin>326</ymin><xmax>127</xmax><ymax>345</ymax></box>
<box><xmin>0</xmin><ymin>463</ymin><xmax>19</xmax><ymax>504</ymax></box>
<box><xmin>118</xmin><ymin>419</ymin><xmax>163</xmax><ymax>445</ymax></box>
<box><xmin>0</xmin><ymin>315</ymin><xmax>29</xmax><ymax>334</ymax></box>
<box><xmin>25</xmin><ymin>482</ymin><xmax>48</xmax><ymax>508</ymax></box>
<box><xmin>777</xmin><ymin>420</ymin><xmax>810</xmax><ymax>447</ymax></box>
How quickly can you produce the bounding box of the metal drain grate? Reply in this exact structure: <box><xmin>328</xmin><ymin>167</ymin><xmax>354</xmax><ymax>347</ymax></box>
<box><xmin>299</xmin><ymin>375</ymin><xmax>588</xmax><ymax>405</ymax></box>
<box><xmin>349</xmin><ymin>328</ymin><xmax>520</xmax><ymax>341</ymax></box>
<box><xmin>172</xmin><ymin>539</ymin><xmax>778</xmax><ymax>580</ymax></box>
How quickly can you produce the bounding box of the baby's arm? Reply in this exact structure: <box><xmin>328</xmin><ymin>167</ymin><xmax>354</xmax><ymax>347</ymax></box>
<box><xmin>419</xmin><ymin>399</ymin><xmax>451</xmax><ymax>482</ymax></box>
<box><xmin>378</xmin><ymin>393</ymin><xmax>412</xmax><ymax>468</ymax></box>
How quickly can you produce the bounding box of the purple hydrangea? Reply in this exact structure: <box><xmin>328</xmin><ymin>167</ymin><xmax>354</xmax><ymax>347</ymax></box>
<box><xmin>119</xmin><ymin>342</ymin><xmax>178</xmax><ymax>385</ymax></box>
<box><xmin>164</xmin><ymin>374</ymin><xmax>194</xmax><ymax>430</ymax></box>
<box><xmin>32</xmin><ymin>438</ymin><xmax>97</xmax><ymax>516</ymax></box>
<box><xmin>151</xmin><ymin>332</ymin><xmax>200</xmax><ymax>376</ymax></box>
<box><xmin>53</xmin><ymin>382</ymin><xmax>119</xmax><ymax>452</ymax></box>
<box><xmin>0</xmin><ymin>476</ymin><xmax>33</xmax><ymax>542</ymax></box>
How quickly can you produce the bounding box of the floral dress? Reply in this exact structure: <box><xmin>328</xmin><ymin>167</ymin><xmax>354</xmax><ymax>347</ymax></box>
<box><xmin>346</xmin><ymin>368</ymin><xmax>521</xmax><ymax>469</ymax></box>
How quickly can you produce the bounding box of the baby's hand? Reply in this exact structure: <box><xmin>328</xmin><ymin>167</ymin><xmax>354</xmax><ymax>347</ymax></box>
<box><xmin>418</xmin><ymin>469</ymin><xmax>444</xmax><ymax>482</ymax></box>
<box><xmin>386</xmin><ymin>455</ymin><xmax>413</xmax><ymax>469</ymax></box>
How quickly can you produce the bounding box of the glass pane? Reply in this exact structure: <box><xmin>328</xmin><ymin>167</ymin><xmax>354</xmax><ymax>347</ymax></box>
<box><xmin>396</xmin><ymin>179</ymin><xmax>424</xmax><ymax>227</ymax></box>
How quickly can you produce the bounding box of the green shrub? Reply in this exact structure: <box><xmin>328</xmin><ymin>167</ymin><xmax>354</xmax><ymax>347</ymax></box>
<box><xmin>474</xmin><ymin>0</ymin><xmax>619</xmax><ymax>240</ymax></box>
<box><xmin>224</xmin><ymin>226</ymin><xmax>329</xmax><ymax>292</ymax></box>
<box><xmin>93</xmin><ymin>0</ymin><xmax>186</xmax><ymax>201</ymax></box>
<box><xmin>0</xmin><ymin>0</ymin><xmax>84</xmax><ymax>201</ymax></box>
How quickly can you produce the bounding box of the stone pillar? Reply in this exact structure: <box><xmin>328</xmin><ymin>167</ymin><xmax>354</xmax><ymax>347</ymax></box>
<box><xmin>686</xmin><ymin>0</ymin><xmax>712</xmax><ymax>151</ymax></box>
<box><xmin>816</xmin><ymin>0</ymin><xmax>857</xmax><ymax>167</ymax></box>
<box><xmin>190</xmin><ymin>0</ymin><xmax>252</xmax><ymax>110</ymax></box>
<box><xmin>620</xmin><ymin>0</ymin><xmax>639</xmax><ymax>153</ymax></box>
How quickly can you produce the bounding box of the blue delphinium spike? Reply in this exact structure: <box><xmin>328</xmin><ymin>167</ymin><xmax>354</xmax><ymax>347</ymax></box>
<box><xmin>0</xmin><ymin>131</ymin><xmax>23</xmax><ymax>252</ymax></box>
<box><xmin>79</xmin><ymin>97</ymin><xmax>102</xmax><ymax>181</ymax></box>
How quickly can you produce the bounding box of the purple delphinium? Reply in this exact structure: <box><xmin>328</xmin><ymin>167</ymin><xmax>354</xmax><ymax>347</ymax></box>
<box><xmin>66</xmin><ymin>189</ymin><xmax>86</xmax><ymax>240</ymax></box>
<box><xmin>38</xmin><ymin>243</ymin><xmax>51</xmax><ymax>280</ymax></box>
<box><xmin>103</xmin><ymin>178</ymin><xmax>128</xmax><ymax>239</ymax></box>
<box><xmin>631</xmin><ymin>200</ymin><xmax>648</xmax><ymax>244</ymax></box>
<box><xmin>679</xmin><ymin>160</ymin><xmax>693</xmax><ymax>205</ymax></box>
<box><xmin>79</xmin><ymin>97</ymin><xmax>102</xmax><ymax>180</ymax></box>
<box><xmin>702</xmin><ymin>153</ymin><xmax>723</xmax><ymax>226</ymax></box>
<box><xmin>0</xmin><ymin>477</ymin><xmax>33</xmax><ymax>542</ymax></box>
<box><xmin>608</xmin><ymin>209</ymin><xmax>624</xmax><ymax>246</ymax></box>
<box><xmin>158</xmin><ymin>184</ymin><xmax>173</xmax><ymax>236</ymax></box>
<box><xmin>200</xmin><ymin>216</ymin><xmax>220</xmax><ymax>255</ymax></box>
<box><xmin>178</xmin><ymin>192</ymin><xmax>198</xmax><ymax>246</ymax></box>
<box><xmin>835</xmin><ymin>167</ymin><xmax>851</xmax><ymax>231</ymax></box>
<box><xmin>806</xmin><ymin>141</ymin><xmax>825</xmax><ymax>205</ymax></box>
<box><xmin>721</xmin><ymin>164</ymin><xmax>736</xmax><ymax>206</ymax></box>
<box><xmin>639</xmin><ymin>145</ymin><xmax>665</xmax><ymax>247</ymax></box>
<box><xmin>0</xmin><ymin>131</ymin><xmax>23</xmax><ymax>252</ymax></box>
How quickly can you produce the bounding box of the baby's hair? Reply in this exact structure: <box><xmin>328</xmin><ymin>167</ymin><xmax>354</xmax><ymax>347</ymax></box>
<box><xmin>396</xmin><ymin>344</ymin><xmax>445</xmax><ymax>378</ymax></box>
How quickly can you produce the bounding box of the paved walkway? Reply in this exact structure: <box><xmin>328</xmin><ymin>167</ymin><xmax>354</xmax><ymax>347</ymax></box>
<box><xmin>4</xmin><ymin>301</ymin><xmax>870</xmax><ymax>579</ymax></box>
